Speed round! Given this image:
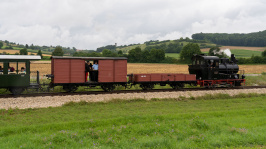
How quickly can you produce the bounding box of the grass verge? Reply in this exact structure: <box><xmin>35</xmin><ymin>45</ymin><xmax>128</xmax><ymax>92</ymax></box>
<box><xmin>0</xmin><ymin>93</ymin><xmax>265</xmax><ymax>148</ymax></box>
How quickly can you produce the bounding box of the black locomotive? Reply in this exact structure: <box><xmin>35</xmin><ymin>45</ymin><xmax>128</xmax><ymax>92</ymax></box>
<box><xmin>189</xmin><ymin>54</ymin><xmax>245</xmax><ymax>87</ymax></box>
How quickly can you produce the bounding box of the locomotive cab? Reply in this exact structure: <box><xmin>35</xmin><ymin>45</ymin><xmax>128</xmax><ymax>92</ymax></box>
<box><xmin>189</xmin><ymin>54</ymin><xmax>219</xmax><ymax>80</ymax></box>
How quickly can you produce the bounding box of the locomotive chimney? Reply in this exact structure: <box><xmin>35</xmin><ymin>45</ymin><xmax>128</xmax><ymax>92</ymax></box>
<box><xmin>231</xmin><ymin>54</ymin><xmax>238</xmax><ymax>63</ymax></box>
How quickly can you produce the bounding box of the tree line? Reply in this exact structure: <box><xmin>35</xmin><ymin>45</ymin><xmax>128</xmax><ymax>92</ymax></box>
<box><xmin>192</xmin><ymin>30</ymin><xmax>266</xmax><ymax>47</ymax></box>
<box><xmin>73</xmin><ymin>43</ymin><xmax>202</xmax><ymax>64</ymax></box>
<box><xmin>0</xmin><ymin>40</ymin><xmax>77</xmax><ymax>56</ymax></box>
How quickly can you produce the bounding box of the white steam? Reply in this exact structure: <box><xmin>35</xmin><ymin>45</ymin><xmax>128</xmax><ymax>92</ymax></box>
<box><xmin>213</xmin><ymin>48</ymin><xmax>232</xmax><ymax>57</ymax></box>
<box><xmin>222</xmin><ymin>49</ymin><xmax>232</xmax><ymax>57</ymax></box>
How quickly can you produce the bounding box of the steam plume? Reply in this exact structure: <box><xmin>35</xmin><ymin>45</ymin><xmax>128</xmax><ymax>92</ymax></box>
<box><xmin>222</xmin><ymin>49</ymin><xmax>231</xmax><ymax>57</ymax></box>
<box><xmin>213</xmin><ymin>48</ymin><xmax>232</xmax><ymax>57</ymax></box>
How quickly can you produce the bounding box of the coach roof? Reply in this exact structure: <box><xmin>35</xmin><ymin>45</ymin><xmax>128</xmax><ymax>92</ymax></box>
<box><xmin>0</xmin><ymin>55</ymin><xmax>41</xmax><ymax>60</ymax></box>
<box><xmin>51</xmin><ymin>56</ymin><xmax>127</xmax><ymax>60</ymax></box>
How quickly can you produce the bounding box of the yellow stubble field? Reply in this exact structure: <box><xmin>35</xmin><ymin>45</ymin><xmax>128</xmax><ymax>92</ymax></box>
<box><xmin>30</xmin><ymin>62</ymin><xmax>266</xmax><ymax>77</ymax></box>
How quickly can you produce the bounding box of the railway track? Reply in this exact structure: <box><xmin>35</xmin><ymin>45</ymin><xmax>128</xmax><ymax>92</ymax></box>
<box><xmin>1</xmin><ymin>85</ymin><xmax>266</xmax><ymax>99</ymax></box>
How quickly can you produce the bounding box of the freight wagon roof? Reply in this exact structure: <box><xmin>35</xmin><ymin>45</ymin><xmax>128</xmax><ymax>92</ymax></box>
<box><xmin>51</xmin><ymin>56</ymin><xmax>127</xmax><ymax>60</ymax></box>
<box><xmin>0</xmin><ymin>55</ymin><xmax>41</xmax><ymax>60</ymax></box>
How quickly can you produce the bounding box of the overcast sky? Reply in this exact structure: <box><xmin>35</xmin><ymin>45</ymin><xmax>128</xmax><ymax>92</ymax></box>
<box><xmin>0</xmin><ymin>0</ymin><xmax>265</xmax><ymax>50</ymax></box>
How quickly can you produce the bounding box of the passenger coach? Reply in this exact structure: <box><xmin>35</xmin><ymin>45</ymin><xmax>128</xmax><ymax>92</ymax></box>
<box><xmin>0</xmin><ymin>55</ymin><xmax>41</xmax><ymax>95</ymax></box>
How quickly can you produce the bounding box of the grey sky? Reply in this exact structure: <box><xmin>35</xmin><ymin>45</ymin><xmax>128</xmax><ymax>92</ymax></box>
<box><xmin>0</xmin><ymin>0</ymin><xmax>265</xmax><ymax>50</ymax></box>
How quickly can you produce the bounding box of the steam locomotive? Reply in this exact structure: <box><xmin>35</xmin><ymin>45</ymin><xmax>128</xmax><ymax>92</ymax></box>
<box><xmin>189</xmin><ymin>54</ymin><xmax>245</xmax><ymax>87</ymax></box>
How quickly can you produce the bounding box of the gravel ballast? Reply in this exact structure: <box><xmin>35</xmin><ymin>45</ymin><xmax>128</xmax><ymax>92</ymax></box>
<box><xmin>1</xmin><ymin>88</ymin><xmax>266</xmax><ymax>110</ymax></box>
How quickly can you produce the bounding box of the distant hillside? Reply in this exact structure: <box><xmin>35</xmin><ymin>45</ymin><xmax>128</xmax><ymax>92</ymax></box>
<box><xmin>192</xmin><ymin>30</ymin><xmax>266</xmax><ymax>47</ymax></box>
<box><xmin>0</xmin><ymin>40</ymin><xmax>76</xmax><ymax>56</ymax></box>
<box><xmin>98</xmin><ymin>38</ymin><xmax>216</xmax><ymax>54</ymax></box>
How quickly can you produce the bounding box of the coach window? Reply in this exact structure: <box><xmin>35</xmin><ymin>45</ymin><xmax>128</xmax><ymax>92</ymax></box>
<box><xmin>8</xmin><ymin>62</ymin><xmax>17</xmax><ymax>74</ymax></box>
<box><xmin>18</xmin><ymin>62</ymin><xmax>26</xmax><ymax>74</ymax></box>
<box><xmin>0</xmin><ymin>62</ymin><xmax>3</xmax><ymax>74</ymax></box>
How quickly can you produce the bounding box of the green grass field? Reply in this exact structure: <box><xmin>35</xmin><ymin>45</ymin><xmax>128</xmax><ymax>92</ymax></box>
<box><xmin>165</xmin><ymin>49</ymin><xmax>262</xmax><ymax>60</ymax></box>
<box><xmin>165</xmin><ymin>53</ymin><xmax>180</xmax><ymax>59</ymax></box>
<box><xmin>0</xmin><ymin>94</ymin><xmax>265</xmax><ymax>148</ymax></box>
<box><xmin>230</xmin><ymin>49</ymin><xmax>262</xmax><ymax>58</ymax></box>
<box><xmin>245</xmin><ymin>73</ymin><xmax>266</xmax><ymax>86</ymax></box>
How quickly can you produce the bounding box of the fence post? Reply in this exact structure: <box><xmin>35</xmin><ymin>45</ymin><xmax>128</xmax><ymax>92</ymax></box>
<box><xmin>37</xmin><ymin>71</ymin><xmax>40</xmax><ymax>85</ymax></box>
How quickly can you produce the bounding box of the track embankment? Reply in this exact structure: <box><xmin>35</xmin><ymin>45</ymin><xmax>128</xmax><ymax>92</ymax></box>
<box><xmin>0</xmin><ymin>88</ymin><xmax>265</xmax><ymax>110</ymax></box>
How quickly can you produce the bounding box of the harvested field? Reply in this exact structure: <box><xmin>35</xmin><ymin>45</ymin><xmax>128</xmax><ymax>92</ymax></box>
<box><xmin>127</xmin><ymin>63</ymin><xmax>188</xmax><ymax>74</ymax></box>
<box><xmin>239</xmin><ymin>65</ymin><xmax>266</xmax><ymax>74</ymax></box>
<box><xmin>31</xmin><ymin>63</ymin><xmax>51</xmax><ymax>77</ymax></box>
<box><xmin>0</xmin><ymin>49</ymin><xmax>51</xmax><ymax>56</ymax></box>
<box><xmin>30</xmin><ymin>62</ymin><xmax>266</xmax><ymax>75</ymax></box>
<box><xmin>0</xmin><ymin>49</ymin><xmax>20</xmax><ymax>54</ymax></box>
<box><xmin>1</xmin><ymin>88</ymin><xmax>265</xmax><ymax>109</ymax></box>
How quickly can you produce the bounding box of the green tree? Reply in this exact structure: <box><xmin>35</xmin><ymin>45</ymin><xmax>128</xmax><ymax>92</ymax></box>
<box><xmin>208</xmin><ymin>46</ymin><xmax>225</xmax><ymax>58</ymax></box>
<box><xmin>102</xmin><ymin>49</ymin><xmax>118</xmax><ymax>57</ymax></box>
<box><xmin>0</xmin><ymin>41</ymin><xmax>3</xmax><ymax>49</ymax></box>
<box><xmin>180</xmin><ymin>43</ymin><xmax>201</xmax><ymax>62</ymax></box>
<box><xmin>262</xmin><ymin>50</ymin><xmax>266</xmax><ymax>57</ymax></box>
<box><xmin>128</xmin><ymin>47</ymin><xmax>142</xmax><ymax>62</ymax></box>
<box><xmin>208</xmin><ymin>46</ymin><xmax>219</xmax><ymax>56</ymax></box>
<box><xmin>25</xmin><ymin>44</ymin><xmax>29</xmax><ymax>49</ymax></box>
<box><xmin>149</xmin><ymin>49</ymin><xmax>165</xmax><ymax>63</ymax></box>
<box><xmin>30</xmin><ymin>44</ymin><xmax>35</xmax><ymax>50</ymax></box>
<box><xmin>102</xmin><ymin>49</ymin><xmax>112</xmax><ymax>57</ymax></box>
<box><xmin>118</xmin><ymin>50</ymin><xmax>123</xmax><ymax>55</ymax></box>
<box><xmin>37</xmin><ymin>50</ymin><xmax>43</xmax><ymax>58</ymax></box>
<box><xmin>19</xmin><ymin>48</ymin><xmax>28</xmax><ymax>55</ymax></box>
<box><xmin>140</xmin><ymin>49</ymin><xmax>150</xmax><ymax>63</ymax></box>
<box><xmin>52</xmin><ymin>46</ymin><xmax>64</xmax><ymax>56</ymax></box>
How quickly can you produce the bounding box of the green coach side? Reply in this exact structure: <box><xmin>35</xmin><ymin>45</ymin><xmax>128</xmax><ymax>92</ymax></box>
<box><xmin>0</xmin><ymin>55</ymin><xmax>41</xmax><ymax>95</ymax></box>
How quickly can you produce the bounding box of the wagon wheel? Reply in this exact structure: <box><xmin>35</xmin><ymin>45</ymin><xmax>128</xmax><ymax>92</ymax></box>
<box><xmin>140</xmin><ymin>84</ymin><xmax>154</xmax><ymax>90</ymax></box>
<box><xmin>9</xmin><ymin>87</ymin><xmax>25</xmax><ymax>95</ymax></box>
<box><xmin>101</xmin><ymin>84</ymin><xmax>115</xmax><ymax>92</ymax></box>
<box><xmin>170</xmin><ymin>84</ymin><xmax>179</xmax><ymax>89</ymax></box>
<box><xmin>63</xmin><ymin>85</ymin><xmax>78</xmax><ymax>92</ymax></box>
<box><xmin>178</xmin><ymin>83</ymin><xmax>185</xmax><ymax>88</ymax></box>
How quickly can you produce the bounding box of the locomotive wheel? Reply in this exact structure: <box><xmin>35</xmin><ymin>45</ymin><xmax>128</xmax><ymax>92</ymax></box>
<box><xmin>101</xmin><ymin>84</ymin><xmax>115</xmax><ymax>92</ymax></box>
<box><xmin>9</xmin><ymin>87</ymin><xmax>25</xmax><ymax>95</ymax></box>
<box><xmin>140</xmin><ymin>84</ymin><xmax>154</xmax><ymax>90</ymax></box>
<box><xmin>63</xmin><ymin>85</ymin><xmax>78</xmax><ymax>92</ymax></box>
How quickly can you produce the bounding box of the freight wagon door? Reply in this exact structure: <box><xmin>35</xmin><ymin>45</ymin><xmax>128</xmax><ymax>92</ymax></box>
<box><xmin>70</xmin><ymin>59</ymin><xmax>85</xmax><ymax>83</ymax></box>
<box><xmin>114</xmin><ymin>60</ymin><xmax>127</xmax><ymax>82</ymax></box>
<box><xmin>52</xmin><ymin>59</ymin><xmax>85</xmax><ymax>83</ymax></box>
<box><xmin>52</xmin><ymin>59</ymin><xmax>71</xmax><ymax>83</ymax></box>
<box><xmin>98</xmin><ymin>60</ymin><xmax>114</xmax><ymax>82</ymax></box>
